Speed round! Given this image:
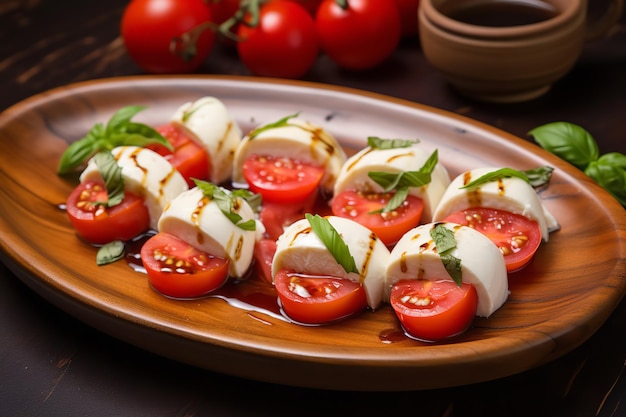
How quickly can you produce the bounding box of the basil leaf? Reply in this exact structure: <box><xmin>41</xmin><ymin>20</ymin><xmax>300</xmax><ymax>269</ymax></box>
<box><xmin>460</xmin><ymin>168</ymin><xmax>530</xmax><ymax>190</ymax></box>
<box><xmin>522</xmin><ymin>166</ymin><xmax>554</xmax><ymax>188</ymax></box>
<box><xmin>93</xmin><ymin>151</ymin><xmax>124</xmax><ymax>207</ymax></box>
<box><xmin>369</xmin><ymin>187</ymin><xmax>410</xmax><ymax>214</ymax></box>
<box><xmin>529</xmin><ymin>122</ymin><xmax>599</xmax><ymax>170</ymax></box>
<box><xmin>368</xmin><ymin>149</ymin><xmax>438</xmax><ymax>192</ymax></box>
<box><xmin>585</xmin><ymin>158</ymin><xmax>626</xmax><ymax>206</ymax></box>
<box><xmin>305</xmin><ymin>214</ymin><xmax>359</xmax><ymax>275</ymax></box>
<box><xmin>430</xmin><ymin>224</ymin><xmax>462</xmax><ymax>286</ymax></box>
<box><xmin>106</xmin><ymin>106</ymin><xmax>146</xmax><ymax>133</ymax></box>
<box><xmin>248</xmin><ymin>113</ymin><xmax>300</xmax><ymax>140</ymax></box>
<box><xmin>194</xmin><ymin>179</ymin><xmax>257</xmax><ymax>231</ymax></box>
<box><xmin>367</xmin><ymin>137</ymin><xmax>418</xmax><ymax>149</ymax></box>
<box><xmin>96</xmin><ymin>240</ymin><xmax>125</xmax><ymax>266</ymax></box>
<box><xmin>57</xmin><ymin>106</ymin><xmax>172</xmax><ymax>174</ymax></box>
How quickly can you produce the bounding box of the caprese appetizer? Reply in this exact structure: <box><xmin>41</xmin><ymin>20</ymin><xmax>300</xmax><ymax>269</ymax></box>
<box><xmin>432</xmin><ymin>167</ymin><xmax>559</xmax><ymax>272</ymax></box>
<box><xmin>232</xmin><ymin>114</ymin><xmax>347</xmax><ymax>240</ymax></box>
<box><xmin>141</xmin><ymin>180</ymin><xmax>264</xmax><ymax>299</ymax></box>
<box><xmin>271</xmin><ymin>214</ymin><xmax>390</xmax><ymax>324</ymax></box>
<box><xmin>146</xmin><ymin>96</ymin><xmax>243</xmax><ymax>187</ymax></box>
<box><xmin>80</xmin><ymin>146</ymin><xmax>188</xmax><ymax>231</ymax></box>
<box><xmin>332</xmin><ymin>137</ymin><xmax>450</xmax><ymax>245</ymax></box>
<box><xmin>385</xmin><ymin>222</ymin><xmax>509</xmax><ymax>341</ymax></box>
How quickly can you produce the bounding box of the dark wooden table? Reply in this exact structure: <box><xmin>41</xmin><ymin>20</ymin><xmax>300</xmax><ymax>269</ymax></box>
<box><xmin>1</xmin><ymin>1</ymin><xmax>624</xmax><ymax>416</ymax></box>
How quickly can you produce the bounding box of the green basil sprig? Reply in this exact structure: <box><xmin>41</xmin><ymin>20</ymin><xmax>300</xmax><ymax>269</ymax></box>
<box><xmin>367</xmin><ymin>149</ymin><xmax>438</xmax><ymax>213</ymax></box>
<box><xmin>460</xmin><ymin>166</ymin><xmax>553</xmax><ymax>190</ymax></box>
<box><xmin>248</xmin><ymin>113</ymin><xmax>300</xmax><ymax>140</ymax></box>
<box><xmin>57</xmin><ymin>106</ymin><xmax>172</xmax><ymax>174</ymax></box>
<box><xmin>93</xmin><ymin>151</ymin><xmax>125</xmax><ymax>207</ymax></box>
<box><xmin>367</xmin><ymin>136</ymin><xmax>418</xmax><ymax>149</ymax></box>
<box><xmin>529</xmin><ymin>122</ymin><xmax>625</xmax><ymax>206</ymax></box>
<box><xmin>194</xmin><ymin>179</ymin><xmax>257</xmax><ymax>231</ymax></box>
<box><xmin>305</xmin><ymin>213</ymin><xmax>359</xmax><ymax>275</ymax></box>
<box><xmin>430</xmin><ymin>224</ymin><xmax>462</xmax><ymax>286</ymax></box>
<box><xmin>96</xmin><ymin>240</ymin><xmax>125</xmax><ymax>266</ymax></box>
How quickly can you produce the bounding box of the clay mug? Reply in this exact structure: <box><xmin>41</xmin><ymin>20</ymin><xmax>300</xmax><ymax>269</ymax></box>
<box><xmin>418</xmin><ymin>0</ymin><xmax>624</xmax><ymax>103</ymax></box>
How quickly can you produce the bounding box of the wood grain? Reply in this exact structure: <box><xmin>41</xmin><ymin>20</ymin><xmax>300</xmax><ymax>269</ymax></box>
<box><xmin>0</xmin><ymin>76</ymin><xmax>624</xmax><ymax>391</ymax></box>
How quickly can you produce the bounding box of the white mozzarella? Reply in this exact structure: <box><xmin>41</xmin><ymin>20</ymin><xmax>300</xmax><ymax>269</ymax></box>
<box><xmin>171</xmin><ymin>96</ymin><xmax>242</xmax><ymax>184</ymax></box>
<box><xmin>385</xmin><ymin>222</ymin><xmax>509</xmax><ymax>317</ymax></box>
<box><xmin>157</xmin><ymin>187</ymin><xmax>264</xmax><ymax>278</ymax></box>
<box><xmin>232</xmin><ymin>117</ymin><xmax>347</xmax><ymax>194</ymax></box>
<box><xmin>431</xmin><ymin>167</ymin><xmax>558</xmax><ymax>241</ymax></box>
<box><xmin>333</xmin><ymin>143</ymin><xmax>450</xmax><ymax>221</ymax></box>
<box><xmin>80</xmin><ymin>146</ymin><xmax>188</xmax><ymax>230</ymax></box>
<box><xmin>272</xmin><ymin>216</ymin><xmax>390</xmax><ymax>310</ymax></box>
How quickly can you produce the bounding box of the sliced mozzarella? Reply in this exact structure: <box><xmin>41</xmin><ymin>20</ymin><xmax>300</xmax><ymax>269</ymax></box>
<box><xmin>432</xmin><ymin>167</ymin><xmax>558</xmax><ymax>241</ymax></box>
<box><xmin>385</xmin><ymin>222</ymin><xmax>509</xmax><ymax>317</ymax></box>
<box><xmin>333</xmin><ymin>143</ymin><xmax>450</xmax><ymax>221</ymax></box>
<box><xmin>157</xmin><ymin>187</ymin><xmax>264</xmax><ymax>278</ymax></box>
<box><xmin>80</xmin><ymin>146</ymin><xmax>188</xmax><ymax>230</ymax></box>
<box><xmin>272</xmin><ymin>216</ymin><xmax>390</xmax><ymax>310</ymax></box>
<box><xmin>232</xmin><ymin>117</ymin><xmax>347</xmax><ymax>194</ymax></box>
<box><xmin>170</xmin><ymin>96</ymin><xmax>242</xmax><ymax>184</ymax></box>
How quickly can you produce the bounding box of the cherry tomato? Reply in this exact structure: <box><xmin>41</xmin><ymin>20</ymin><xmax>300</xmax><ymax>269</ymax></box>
<box><xmin>390</xmin><ymin>279</ymin><xmax>478</xmax><ymax>342</ymax></box>
<box><xmin>121</xmin><ymin>0</ymin><xmax>215</xmax><ymax>73</ymax></box>
<box><xmin>316</xmin><ymin>0</ymin><xmax>402</xmax><ymax>70</ymax></box>
<box><xmin>259</xmin><ymin>189</ymin><xmax>321</xmax><ymax>240</ymax></box>
<box><xmin>148</xmin><ymin>124</ymin><xmax>211</xmax><ymax>187</ymax></box>
<box><xmin>274</xmin><ymin>269</ymin><xmax>368</xmax><ymax>324</ymax></box>
<box><xmin>443</xmin><ymin>207</ymin><xmax>542</xmax><ymax>273</ymax></box>
<box><xmin>236</xmin><ymin>1</ymin><xmax>319</xmax><ymax>78</ymax></box>
<box><xmin>141</xmin><ymin>232</ymin><xmax>230</xmax><ymax>298</ymax></box>
<box><xmin>395</xmin><ymin>0</ymin><xmax>420</xmax><ymax>37</ymax></box>
<box><xmin>242</xmin><ymin>154</ymin><xmax>325</xmax><ymax>204</ymax></box>
<box><xmin>66</xmin><ymin>180</ymin><xmax>150</xmax><ymax>244</ymax></box>
<box><xmin>253</xmin><ymin>238</ymin><xmax>278</xmax><ymax>284</ymax></box>
<box><xmin>331</xmin><ymin>190</ymin><xmax>424</xmax><ymax>245</ymax></box>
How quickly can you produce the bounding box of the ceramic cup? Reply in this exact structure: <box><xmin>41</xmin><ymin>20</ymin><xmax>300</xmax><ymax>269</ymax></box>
<box><xmin>419</xmin><ymin>0</ymin><xmax>624</xmax><ymax>103</ymax></box>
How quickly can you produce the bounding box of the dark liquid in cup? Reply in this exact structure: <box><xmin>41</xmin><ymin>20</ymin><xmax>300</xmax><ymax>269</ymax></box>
<box><xmin>443</xmin><ymin>0</ymin><xmax>559</xmax><ymax>27</ymax></box>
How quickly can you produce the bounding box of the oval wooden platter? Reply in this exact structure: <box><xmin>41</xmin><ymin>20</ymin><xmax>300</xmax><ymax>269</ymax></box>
<box><xmin>0</xmin><ymin>76</ymin><xmax>624</xmax><ymax>391</ymax></box>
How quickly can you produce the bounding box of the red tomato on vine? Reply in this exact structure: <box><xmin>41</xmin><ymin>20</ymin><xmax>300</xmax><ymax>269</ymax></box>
<box><xmin>316</xmin><ymin>0</ymin><xmax>402</xmax><ymax>70</ymax></box>
<box><xmin>236</xmin><ymin>1</ymin><xmax>319</xmax><ymax>78</ymax></box>
<box><xmin>121</xmin><ymin>0</ymin><xmax>216</xmax><ymax>74</ymax></box>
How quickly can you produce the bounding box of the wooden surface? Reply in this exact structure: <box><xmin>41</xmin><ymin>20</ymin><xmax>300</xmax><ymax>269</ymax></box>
<box><xmin>1</xmin><ymin>1</ymin><xmax>625</xmax><ymax>416</ymax></box>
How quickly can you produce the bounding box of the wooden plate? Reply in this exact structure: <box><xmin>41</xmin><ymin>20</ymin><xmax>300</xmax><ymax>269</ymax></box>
<box><xmin>0</xmin><ymin>76</ymin><xmax>624</xmax><ymax>391</ymax></box>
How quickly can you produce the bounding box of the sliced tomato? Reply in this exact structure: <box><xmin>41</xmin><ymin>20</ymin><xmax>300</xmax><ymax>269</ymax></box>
<box><xmin>443</xmin><ymin>207</ymin><xmax>542</xmax><ymax>272</ymax></box>
<box><xmin>253</xmin><ymin>238</ymin><xmax>277</xmax><ymax>284</ymax></box>
<box><xmin>66</xmin><ymin>180</ymin><xmax>150</xmax><ymax>244</ymax></box>
<box><xmin>390</xmin><ymin>279</ymin><xmax>478</xmax><ymax>342</ymax></box>
<box><xmin>149</xmin><ymin>123</ymin><xmax>210</xmax><ymax>187</ymax></box>
<box><xmin>259</xmin><ymin>188</ymin><xmax>320</xmax><ymax>240</ymax></box>
<box><xmin>140</xmin><ymin>232</ymin><xmax>229</xmax><ymax>299</ymax></box>
<box><xmin>242</xmin><ymin>154</ymin><xmax>324</xmax><ymax>203</ymax></box>
<box><xmin>331</xmin><ymin>190</ymin><xmax>424</xmax><ymax>245</ymax></box>
<box><xmin>274</xmin><ymin>269</ymin><xmax>368</xmax><ymax>324</ymax></box>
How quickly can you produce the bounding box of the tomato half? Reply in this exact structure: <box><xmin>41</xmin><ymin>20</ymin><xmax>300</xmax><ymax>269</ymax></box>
<box><xmin>331</xmin><ymin>190</ymin><xmax>424</xmax><ymax>245</ymax></box>
<box><xmin>237</xmin><ymin>1</ymin><xmax>319</xmax><ymax>78</ymax></box>
<box><xmin>141</xmin><ymin>232</ymin><xmax>229</xmax><ymax>299</ymax></box>
<box><xmin>121</xmin><ymin>0</ymin><xmax>215</xmax><ymax>73</ymax></box>
<box><xmin>390</xmin><ymin>279</ymin><xmax>478</xmax><ymax>342</ymax></box>
<box><xmin>443</xmin><ymin>207</ymin><xmax>542</xmax><ymax>272</ymax></box>
<box><xmin>242</xmin><ymin>154</ymin><xmax>325</xmax><ymax>204</ymax></box>
<box><xmin>253</xmin><ymin>238</ymin><xmax>277</xmax><ymax>284</ymax></box>
<box><xmin>316</xmin><ymin>0</ymin><xmax>402</xmax><ymax>70</ymax></box>
<box><xmin>149</xmin><ymin>124</ymin><xmax>211</xmax><ymax>187</ymax></box>
<box><xmin>274</xmin><ymin>269</ymin><xmax>368</xmax><ymax>324</ymax></box>
<box><xmin>66</xmin><ymin>180</ymin><xmax>150</xmax><ymax>244</ymax></box>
